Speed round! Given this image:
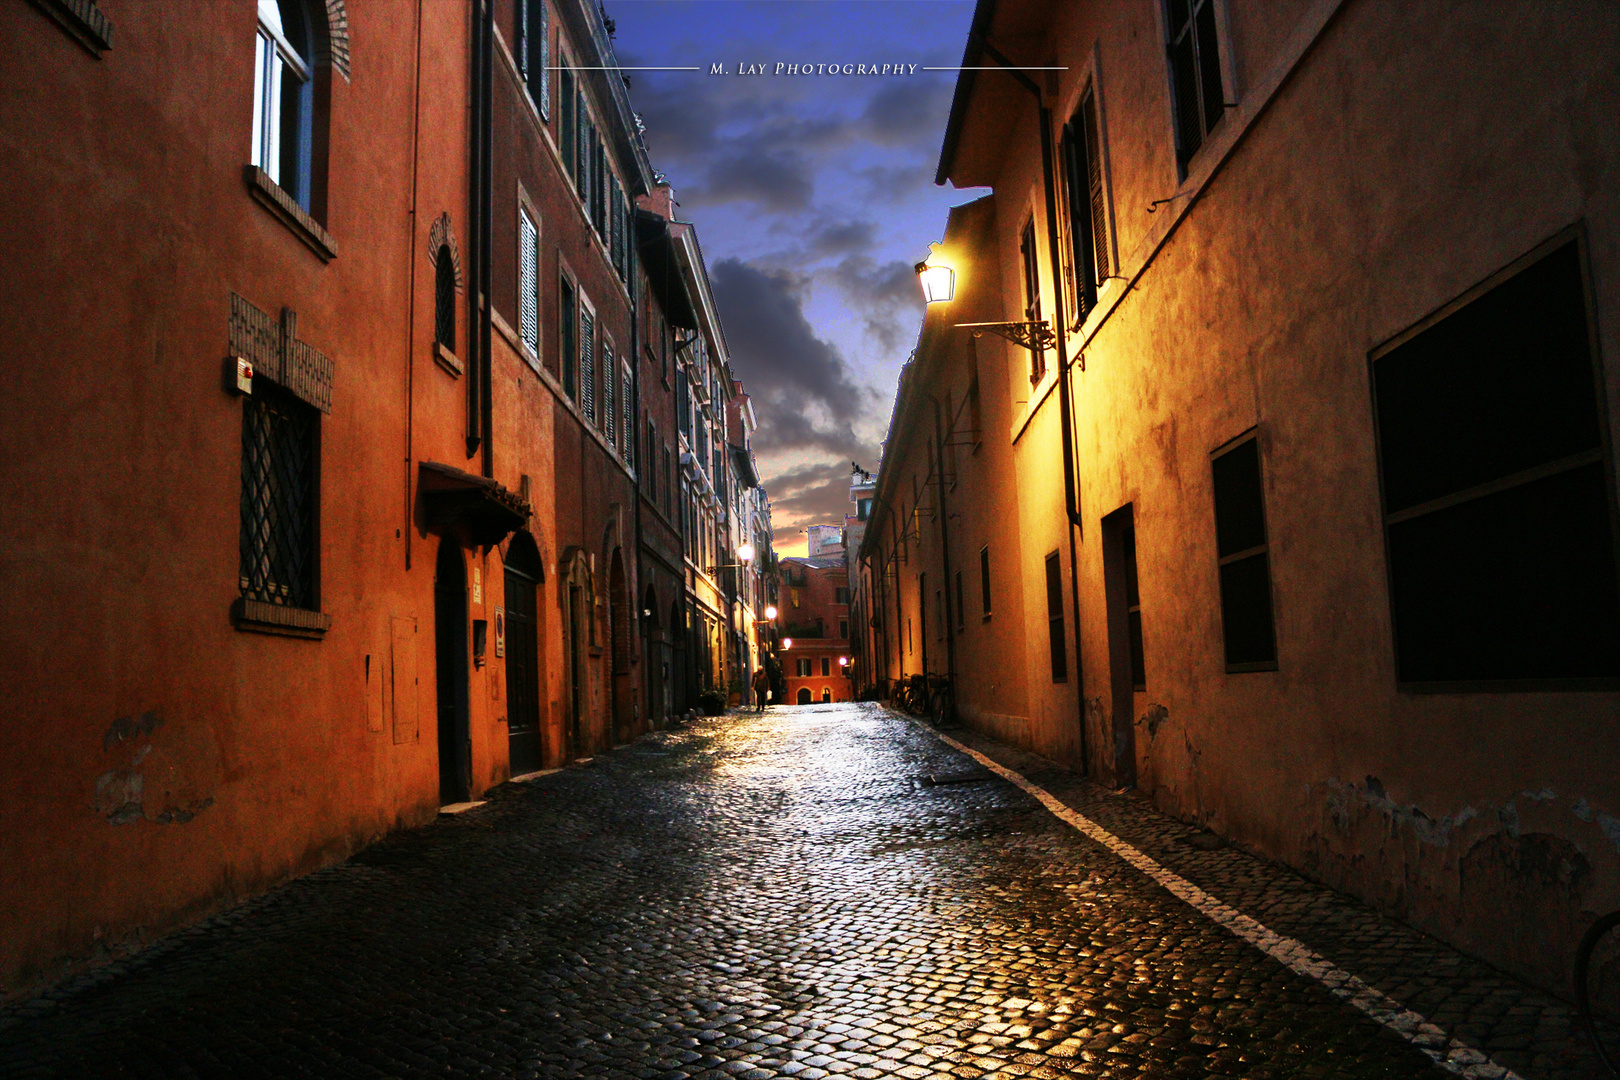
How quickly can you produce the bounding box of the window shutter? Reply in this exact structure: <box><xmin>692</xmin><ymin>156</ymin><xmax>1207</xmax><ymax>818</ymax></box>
<box><xmin>580</xmin><ymin>307</ymin><xmax>595</xmax><ymax>423</ymax></box>
<box><xmin>538</xmin><ymin>0</ymin><xmax>550</xmax><ymax>120</ymax></box>
<box><xmin>609</xmin><ymin>175</ymin><xmax>621</xmax><ymax>274</ymax></box>
<box><xmin>516</xmin><ymin>0</ymin><xmax>527</xmax><ymax>80</ymax></box>
<box><xmin>519</xmin><ymin>210</ymin><xmax>539</xmax><ymax>355</ymax></box>
<box><xmin>1082</xmin><ymin>89</ymin><xmax>1109</xmax><ymax>287</ymax></box>
<box><xmin>603</xmin><ymin>342</ymin><xmax>616</xmax><ymax>446</ymax></box>
<box><xmin>622</xmin><ymin>366</ymin><xmax>633</xmax><ymax>467</ymax></box>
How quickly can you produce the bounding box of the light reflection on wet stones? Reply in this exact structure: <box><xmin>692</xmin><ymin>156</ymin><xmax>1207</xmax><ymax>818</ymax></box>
<box><xmin>0</xmin><ymin>704</ymin><xmax>1455</xmax><ymax>1079</ymax></box>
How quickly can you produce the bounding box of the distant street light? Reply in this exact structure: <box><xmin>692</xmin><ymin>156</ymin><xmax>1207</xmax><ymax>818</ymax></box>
<box><xmin>738</xmin><ymin>542</ymin><xmax>755</xmax><ymax>563</ymax></box>
<box><xmin>782</xmin><ymin>638</ymin><xmax>793</xmax><ymax>650</ymax></box>
<box><xmin>838</xmin><ymin>656</ymin><xmax>848</xmax><ymax>667</ymax></box>
<box><xmin>764</xmin><ymin>605</ymin><xmax>778</xmax><ymax>620</ymax></box>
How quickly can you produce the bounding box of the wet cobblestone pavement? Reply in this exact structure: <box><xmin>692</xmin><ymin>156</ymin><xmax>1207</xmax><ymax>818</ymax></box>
<box><xmin>0</xmin><ymin>704</ymin><xmax>1602</xmax><ymax>1079</ymax></box>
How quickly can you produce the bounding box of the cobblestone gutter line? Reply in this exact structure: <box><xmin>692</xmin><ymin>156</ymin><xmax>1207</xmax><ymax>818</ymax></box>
<box><xmin>930</xmin><ymin>728</ymin><xmax>1527</xmax><ymax>1080</ymax></box>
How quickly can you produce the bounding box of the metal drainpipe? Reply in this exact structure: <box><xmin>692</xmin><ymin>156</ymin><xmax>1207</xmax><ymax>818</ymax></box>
<box><xmin>478</xmin><ymin>0</ymin><xmax>494</xmax><ymax>478</ymax></box>
<box><xmin>923</xmin><ymin>392</ymin><xmax>958</xmax><ymax>704</ymax></box>
<box><xmin>983</xmin><ymin>40</ymin><xmax>1088</xmax><ymax>774</ymax></box>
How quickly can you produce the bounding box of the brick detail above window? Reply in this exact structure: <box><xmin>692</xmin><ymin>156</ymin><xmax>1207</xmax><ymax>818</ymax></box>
<box><xmin>28</xmin><ymin>0</ymin><xmax>112</xmax><ymax>56</ymax></box>
<box><xmin>229</xmin><ymin>293</ymin><xmax>334</xmax><ymax>413</ymax></box>
<box><xmin>245</xmin><ymin>165</ymin><xmax>339</xmax><ymax>262</ymax></box>
<box><xmin>231</xmin><ymin>597</ymin><xmax>332</xmax><ymax>639</ymax></box>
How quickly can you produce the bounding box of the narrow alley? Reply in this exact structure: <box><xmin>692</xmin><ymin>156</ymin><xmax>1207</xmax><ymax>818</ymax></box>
<box><xmin>0</xmin><ymin>705</ymin><xmax>1599</xmax><ymax>1080</ymax></box>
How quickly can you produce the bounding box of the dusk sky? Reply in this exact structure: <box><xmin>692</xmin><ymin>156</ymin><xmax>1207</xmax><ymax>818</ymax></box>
<box><xmin>610</xmin><ymin>0</ymin><xmax>985</xmax><ymax>557</ymax></box>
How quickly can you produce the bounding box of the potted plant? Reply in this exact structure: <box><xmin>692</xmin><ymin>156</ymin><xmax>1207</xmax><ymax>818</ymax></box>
<box><xmin>697</xmin><ymin>687</ymin><xmax>727</xmax><ymax>716</ymax></box>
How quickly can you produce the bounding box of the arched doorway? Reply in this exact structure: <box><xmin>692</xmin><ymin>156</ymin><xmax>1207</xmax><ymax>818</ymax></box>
<box><xmin>503</xmin><ymin>532</ymin><xmax>544</xmax><ymax>775</ymax></box>
<box><xmin>435</xmin><ymin>537</ymin><xmax>471</xmax><ymax>804</ymax></box>
<box><xmin>796</xmin><ymin>688</ymin><xmax>812</xmax><ymax>705</ymax></box>
<box><xmin>608</xmin><ymin>550</ymin><xmax>631</xmax><ymax>743</ymax></box>
<box><xmin>822</xmin><ymin>688</ymin><xmax>832</xmax><ymax>703</ymax></box>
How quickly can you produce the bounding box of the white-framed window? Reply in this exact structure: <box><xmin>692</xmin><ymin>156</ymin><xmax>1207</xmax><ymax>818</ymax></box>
<box><xmin>252</xmin><ymin>0</ymin><xmax>313</xmax><ymax>208</ymax></box>
<box><xmin>518</xmin><ymin>207</ymin><xmax>539</xmax><ymax>361</ymax></box>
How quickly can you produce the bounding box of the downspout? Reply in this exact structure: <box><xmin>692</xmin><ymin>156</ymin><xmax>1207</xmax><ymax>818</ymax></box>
<box><xmin>404</xmin><ymin>0</ymin><xmax>423</xmax><ymax>569</ymax></box>
<box><xmin>926</xmin><ymin>393</ymin><xmax>957</xmax><ymax>699</ymax></box>
<box><xmin>465</xmin><ymin>0</ymin><xmax>485</xmax><ymax>461</ymax></box>
<box><xmin>984</xmin><ymin>39</ymin><xmax>1088</xmax><ymax>773</ymax></box>
<box><xmin>478</xmin><ymin>0</ymin><xmax>494</xmax><ymax>477</ymax></box>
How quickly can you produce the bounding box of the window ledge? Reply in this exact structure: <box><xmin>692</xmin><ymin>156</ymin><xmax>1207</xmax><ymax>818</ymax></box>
<box><xmin>29</xmin><ymin>0</ymin><xmax>112</xmax><ymax>56</ymax></box>
<box><xmin>244</xmin><ymin>166</ymin><xmax>338</xmax><ymax>262</ymax></box>
<box><xmin>232</xmin><ymin>597</ymin><xmax>332</xmax><ymax>639</ymax></box>
<box><xmin>435</xmin><ymin>341</ymin><xmax>463</xmax><ymax>378</ymax></box>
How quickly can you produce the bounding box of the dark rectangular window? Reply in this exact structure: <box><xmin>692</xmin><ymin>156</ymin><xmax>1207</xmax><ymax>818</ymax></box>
<box><xmin>821</xmin><ymin>657</ymin><xmax>830</xmax><ymax>677</ymax></box>
<box><xmin>559</xmin><ymin>68</ymin><xmax>576</xmax><ymax>185</ymax></box>
<box><xmin>979</xmin><ymin>545</ymin><xmax>992</xmax><ymax>619</ymax></box>
<box><xmin>796</xmin><ymin>658</ymin><xmax>811</xmax><ymax>678</ymax></box>
<box><xmin>240</xmin><ymin>382</ymin><xmax>319</xmax><ymax>610</ymax></box>
<box><xmin>1371</xmin><ymin>235</ymin><xmax>1620</xmax><ymax>688</ymax></box>
<box><xmin>1212</xmin><ymin>436</ymin><xmax>1277</xmax><ymax>671</ymax></box>
<box><xmin>559</xmin><ymin>275</ymin><xmax>576</xmax><ymax>397</ymax></box>
<box><xmin>834</xmin><ymin>587</ymin><xmax>850</xmax><ymax>604</ymax></box>
<box><xmin>1019</xmin><ymin>218</ymin><xmax>1045</xmax><ymax>383</ymax></box>
<box><xmin>1165</xmin><ymin>0</ymin><xmax>1225</xmax><ymax>174</ymax></box>
<box><xmin>1061</xmin><ymin>86</ymin><xmax>1109</xmax><ymax>320</ymax></box>
<box><xmin>839</xmin><ymin>619</ymin><xmax>848</xmax><ymax>639</ymax></box>
<box><xmin>1046</xmin><ymin>551</ymin><xmax>1067</xmax><ymax>681</ymax></box>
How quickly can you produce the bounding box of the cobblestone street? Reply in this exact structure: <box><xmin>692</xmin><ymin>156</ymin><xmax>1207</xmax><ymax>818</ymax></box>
<box><xmin>0</xmin><ymin>705</ymin><xmax>1602</xmax><ymax>1079</ymax></box>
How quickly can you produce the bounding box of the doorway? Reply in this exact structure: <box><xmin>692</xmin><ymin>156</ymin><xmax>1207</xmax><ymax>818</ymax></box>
<box><xmin>435</xmin><ymin>538</ymin><xmax>471</xmax><ymax>804</ymax></box>
<box><xmin>608</xmin><ymin>550</ymin><xmax>631</xmax><ymax>742</ymax></box>
<box><xmin>503</xmin><ymin>533</ymin><xmax>543</xmax><ymax>775</ymax></box>
<box><xmin>1101</xmin><ymin>504</ymin><xmax>1142</xmax><ymax>788</ymax></box>
<box><xmin>797</xmin><ymin>687</ymin><xmax>812</xmax><ymax>705</ymax></box>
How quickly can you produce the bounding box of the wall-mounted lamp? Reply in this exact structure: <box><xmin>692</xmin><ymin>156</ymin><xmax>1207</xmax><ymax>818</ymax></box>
<box><xmin>915</xmin><ymin>260</ymin><xmax>956</xmax><ymax>304</ymax></box>
<box><xmin>764</xmin><ymin>604</ymin><xmax>778</xmax><ymax>620</ymax></box>
<box><xmin>782</xmin><ymin>638</ymin><xmax>793</xmax><ymax>650</ymax></box>
<box><xmin>838</xmin><ymin>656</ymin><xmax>848</xmax><ymax>667</ymax></box>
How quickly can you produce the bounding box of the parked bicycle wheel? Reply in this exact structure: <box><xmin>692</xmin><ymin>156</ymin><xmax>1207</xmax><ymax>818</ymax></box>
<box><xmin>1576</xmin><ymin>910</ymin><xmax>1620</xmax><ymax>1077</ymax></box>
<box><xmin>929</xmin><ymin>684</ymin><xmax>954</xmax><ymax>727</ymax></box>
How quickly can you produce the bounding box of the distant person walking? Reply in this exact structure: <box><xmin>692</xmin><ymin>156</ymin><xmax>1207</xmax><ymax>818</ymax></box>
<box><xmin>751</xmin><ymin>666</ymin><xmax>771</xmax><ymax>712</ymax></box>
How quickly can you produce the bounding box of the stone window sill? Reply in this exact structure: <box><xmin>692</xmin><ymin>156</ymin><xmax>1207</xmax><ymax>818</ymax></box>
<box><xmin>30</xmin><ymin>0</ymin><xmax>112</xmax><ymax>56</ymax></box>
<box><xmin>244</xmin><ymin>166</ymin><xmax>338</xmax><ymax>262</ymax></box>
<box><xmin>435</xmin><ymin>341</ymin><xmax>463</xmax><ymax>377</ymax></box>
<box><xmin>232</xmin><ymin>597</ymin><xmax>332</xmax><ymax>639</ymax></box>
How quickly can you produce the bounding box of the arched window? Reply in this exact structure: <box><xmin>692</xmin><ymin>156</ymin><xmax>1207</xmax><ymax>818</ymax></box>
<box><xmin>435</xmin><ymin>244</ymin><xmax>456</xmax><ymax>352</ymax></box>
<box><xmin>821</xmin><ymin>688</ymin><xmax>831</xmax><ymax>703</ymax></box>
<box><xmin>253</xmin><ymin>0</ymin><xmax>315</xmax><ymax>210</ymax></box>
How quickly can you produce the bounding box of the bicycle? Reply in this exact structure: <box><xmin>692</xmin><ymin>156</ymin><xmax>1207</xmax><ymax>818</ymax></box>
<box><xmin>891</xmin><ymin>675</ymin><xmax>928</xmax><ymax>716</ymax></box>
<box><xmin>1576</xmin><ymin>909</ymin><xmax>1620</xmax><ymax>1077</ymax></box>
<box><xmin>925</xmin><ymin>672</ymin><xmax>955</xmax><ymax>727</ymax></box>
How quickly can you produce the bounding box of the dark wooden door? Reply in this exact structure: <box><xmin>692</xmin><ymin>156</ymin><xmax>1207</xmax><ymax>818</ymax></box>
<box><xmin>435</xmin><ymin>539</ymin><xmax>471</xmax><ymax>804</ymax></box>
<box><xmin>504</xmin><ymin>566</ymin><xmax>541</xmax><ymax>775</ymax></box>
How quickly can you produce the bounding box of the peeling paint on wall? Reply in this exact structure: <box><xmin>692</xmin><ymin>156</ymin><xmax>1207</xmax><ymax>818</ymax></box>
<box><xmin>94</xmin><ymin>710</ymin><xmax>217</xmax><ymax>826</ymax></box>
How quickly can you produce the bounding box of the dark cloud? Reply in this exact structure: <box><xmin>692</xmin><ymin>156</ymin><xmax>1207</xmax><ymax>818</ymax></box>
<box><xmin>807</xmin><ymin>220</ymin><xmax>876</xmax><ymax>256</ymax></box>
<box><xmin>687</xmin><ymin>149</ymin><xmax>814</xmax><ymax>213</ymax></box>
<box><xmin>824</xmin><ymin>255</ymin><xmax>924</xmax><ymax>351</ymax></box>
<box><xmin>862</xmin><ymin>80</ymin><xmax>955</xmax><ymax>147</ymax></box>
<box><xmin>710</xmin><ymin>258</ymin><xmax>864</xmax><ymax>420</ymax></box>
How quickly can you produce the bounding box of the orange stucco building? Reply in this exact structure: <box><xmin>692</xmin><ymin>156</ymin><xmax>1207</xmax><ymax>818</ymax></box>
<box><xmin>859</xmin><ymin>0</ymin><xmax>1620</xmax><ymax>997</ymax></box>
<box><xmin>0</xmin><ymin>0</ymin><xmax>746</xmax><ymax>999</ymax></box>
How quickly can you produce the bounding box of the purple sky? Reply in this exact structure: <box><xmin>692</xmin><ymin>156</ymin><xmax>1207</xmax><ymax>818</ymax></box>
<box><xmin>610</xmin><ymin>0</ymin><xmax>984</xmax><ymax>556</ymax></box>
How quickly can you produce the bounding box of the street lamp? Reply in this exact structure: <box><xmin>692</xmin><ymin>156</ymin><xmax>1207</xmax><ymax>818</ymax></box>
<box><xmin>782</xmin><ymin>638</ymin><xmax>793</xmax><ymax>650</ymax></box>
<box><xmin>915</xmin><ymin>259</ymin><xmax>955</xmax><ymax>304</ymax></box>
<box><xmin>737</xmin><ymin>541</ymin><xmax>755</xmax><ymax>563</ymax></box>
<box><xmin>764</xmin><ymin>605</ymin><xmax>778</xmax><ymax>621</ymax></box>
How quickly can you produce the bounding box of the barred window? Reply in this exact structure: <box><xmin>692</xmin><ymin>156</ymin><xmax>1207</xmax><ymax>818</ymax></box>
<box><xmin>240</xmin><ymin>381</ymin><xmax>319</xmax><ymax>609</ymax></box>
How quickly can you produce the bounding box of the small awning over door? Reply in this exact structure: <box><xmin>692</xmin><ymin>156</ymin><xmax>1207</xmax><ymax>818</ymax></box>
<box><xmin>419</xmin><ymin>461</ymin><xmax>529</xmax><ymax>546</ymax></box>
